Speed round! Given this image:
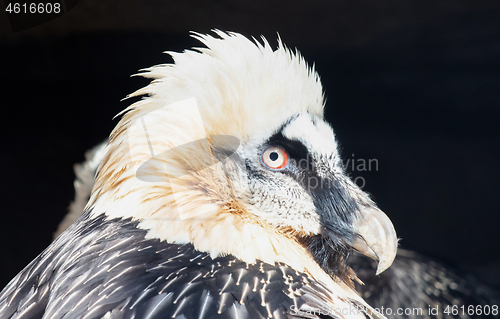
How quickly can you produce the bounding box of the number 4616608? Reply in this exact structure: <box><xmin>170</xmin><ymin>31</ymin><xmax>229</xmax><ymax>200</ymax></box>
<box><xmin>444</xmin><ymin>305</ymin><xmax>498</xmax><ymax>316</ymax></box>
<box><xmin>5</xmin><ymin>3</ymin><xmax>61</xmax><ymax>14</ymax></box>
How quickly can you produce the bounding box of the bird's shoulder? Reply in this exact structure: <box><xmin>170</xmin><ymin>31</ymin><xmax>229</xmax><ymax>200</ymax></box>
<box><xmin>0</xmin><ymin>212</ymin><xmax>354</xmax><ymax>319</ymax></box>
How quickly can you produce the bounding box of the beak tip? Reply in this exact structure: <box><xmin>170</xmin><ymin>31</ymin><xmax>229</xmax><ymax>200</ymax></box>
<box><xmin>374</xmin><ymin>236</ymin><xmax>398</xmax><ymax>275</ymax></box>
<box><xmin>375</xmin><ymin>252</ymin><xmax>396</xmax><ymax>275</ymax></box>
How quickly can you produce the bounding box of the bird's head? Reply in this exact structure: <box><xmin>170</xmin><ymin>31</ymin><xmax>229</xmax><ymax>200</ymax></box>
<box><xmin>89</xmin><ymin>31</ymin><xmax>397</xmax><ymax>284</ymax></box>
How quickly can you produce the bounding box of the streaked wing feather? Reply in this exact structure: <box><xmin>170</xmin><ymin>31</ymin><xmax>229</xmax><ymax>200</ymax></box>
<box><xmin>1</xmin><ymin>212</ymin><xmax>368</xmax><ymax>319</ymax></box>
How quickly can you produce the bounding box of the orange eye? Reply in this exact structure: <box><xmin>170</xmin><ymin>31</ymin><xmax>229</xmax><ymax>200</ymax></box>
<box><xmin>261</xmin><ymin>147</ymin><xmax>289</xmax><ymax>170</ymax></box>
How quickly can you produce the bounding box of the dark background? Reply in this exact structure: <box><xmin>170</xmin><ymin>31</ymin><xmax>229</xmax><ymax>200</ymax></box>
<box><xmin>1</xmin><ymin>1</ymin><xmax>499</xmax><ymax>290</ymax></box>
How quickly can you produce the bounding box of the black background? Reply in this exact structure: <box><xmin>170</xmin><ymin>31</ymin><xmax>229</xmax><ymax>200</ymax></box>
<box><xmin>1</xmin><ymin>1</ymin><xmax>499</xmax><ymax>290</ymax></box>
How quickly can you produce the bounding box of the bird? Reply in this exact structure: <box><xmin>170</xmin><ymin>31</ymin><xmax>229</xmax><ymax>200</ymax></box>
<box><xmin>0</xmin><ymin>31</ymin><xmax>399</xmax><ymax>319</ymax></box>
<box><xmin>53</xmin><ymin>141</ymin><xmax>500</xmax><ymax>319</ymax></box>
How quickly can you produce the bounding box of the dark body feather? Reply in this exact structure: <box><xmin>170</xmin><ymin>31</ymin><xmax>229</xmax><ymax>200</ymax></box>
<box><xmin>351</xmin><ymin>250</ymin><xmax>500</xmax><ymax>319</ymax></box>
<box><xmin>0</xmin><ymin>212</ymin><xmax>358</xmax><ymax>319</ymax></box>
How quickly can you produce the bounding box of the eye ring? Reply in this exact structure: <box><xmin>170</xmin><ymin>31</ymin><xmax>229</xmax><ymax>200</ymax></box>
<box><xmin>261</xmin><ymin>146</ymin><xmax>289</xmax><ymax>170</ymax></box>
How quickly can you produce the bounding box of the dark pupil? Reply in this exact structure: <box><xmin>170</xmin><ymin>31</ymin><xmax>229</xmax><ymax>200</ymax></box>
<box><xmin>269</xmin><ymin>152</ymin><xmax>279</xmax><ymax>161</ymax></box>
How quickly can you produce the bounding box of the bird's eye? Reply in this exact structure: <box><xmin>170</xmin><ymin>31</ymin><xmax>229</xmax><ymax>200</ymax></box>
<box><xmin>261</xmin><ymin>147</ymin><xmax>289</xmax><ymax>170</ymax></box>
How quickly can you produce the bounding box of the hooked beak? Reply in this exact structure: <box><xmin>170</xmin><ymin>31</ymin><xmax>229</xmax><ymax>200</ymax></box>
<box><xmin>308</xmin><ymin>174</ymin><xmax>397</xmax><ymax>277</ymax></box>
<box><xmin>350</xmin><ymin>206</ymin><xmax>398</xmax><ymax>275</ymax></box>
